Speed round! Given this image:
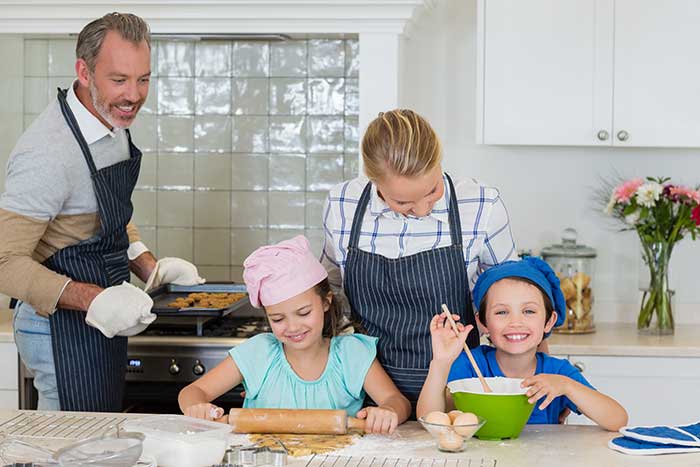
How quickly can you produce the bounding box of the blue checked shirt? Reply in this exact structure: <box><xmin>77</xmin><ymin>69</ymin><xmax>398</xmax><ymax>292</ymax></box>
<box><xmin>321</xmin><ymin>173</ymin><xmax>517</xmax><ymax>294</ymax></box>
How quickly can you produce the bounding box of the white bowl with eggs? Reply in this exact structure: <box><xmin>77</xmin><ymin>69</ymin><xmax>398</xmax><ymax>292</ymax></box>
<box><xmin>418</xmin><ymin>411</ymin><xmax>486</xmax><ymax>452</ymax></box>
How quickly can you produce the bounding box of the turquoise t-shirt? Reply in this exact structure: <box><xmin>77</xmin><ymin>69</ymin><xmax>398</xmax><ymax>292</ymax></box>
<box><xmin>229</xmin><ymin>333</ymin><xmax>378</xmax><ymax>416</ymax></box>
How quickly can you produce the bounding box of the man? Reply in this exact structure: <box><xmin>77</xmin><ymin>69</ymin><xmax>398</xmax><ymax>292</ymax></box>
<box><xmin>0</xmin><ymin>12</ymin><xmax>203</xmax><ymax>412</ymax></box>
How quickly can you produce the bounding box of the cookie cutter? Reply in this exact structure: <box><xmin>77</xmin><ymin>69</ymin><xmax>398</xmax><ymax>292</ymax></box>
<box><xmin>222</xmin><ymin>442</ymin><xmax>287</xmax><ymax>467</ymax></box>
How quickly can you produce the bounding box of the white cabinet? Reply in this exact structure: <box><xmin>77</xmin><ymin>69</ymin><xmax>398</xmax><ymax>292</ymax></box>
<box><xmin>562</xmin><ymin>355</ymin><xmax>700</xmax><ymax>426</ymax></box>
<box><xmin>0</xmin><ymin>342</ymin><xmax>18</xmax><ymax>409</ymax></box>
<box><xmin>477</xmin><ymin>0</ymin><xmax>700</xmax><ymax>147</ymax></box>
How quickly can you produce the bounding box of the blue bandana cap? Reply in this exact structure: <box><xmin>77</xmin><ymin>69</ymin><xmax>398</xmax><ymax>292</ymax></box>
<box><xmin>472</xmin><ymin>256</ymin><xmax>566</xmax><ymax>332</ymax></box>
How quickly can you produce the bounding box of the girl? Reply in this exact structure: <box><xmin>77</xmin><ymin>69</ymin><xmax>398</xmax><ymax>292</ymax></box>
<box><xmin>321</xmin><ymin>109</ymin><xmax>517</xmax><ymax>409</ymax></box>
<box><xmin>416</xmin><ymin>257</ymin><xmax>628</xmax><ymax>431</ymax></box>
<box><xmin>178</xmin><ymin>236</ymin><xmax>411</xmax><ymax>434</ymax></box>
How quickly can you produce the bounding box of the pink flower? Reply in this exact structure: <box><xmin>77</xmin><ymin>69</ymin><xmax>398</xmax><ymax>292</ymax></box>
<box><xmin>692</xmin><ymin>205</ymin><xmax>700</xmax><ymax>226</ymax></box>
<box><xmin>668</xmin><ymin>185</ymin><xmax>700</xmax><ymax>203</ymax></box>
<box><xmin>614</xmin><ymin>178</ymin><xmax>644</xmax><ymax>203</ymax></box>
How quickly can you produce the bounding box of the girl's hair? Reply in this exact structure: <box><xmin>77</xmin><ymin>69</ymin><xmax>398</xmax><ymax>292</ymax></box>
<box><xmin>315</xmin><ymin>278</ymin><xmax>344</xmax><ymax>338</ymax></box>
<box><xmin>361</xmin><ymin>109</ymin><xmax>442</xmax><ymax>182</ymax></box>
<box><xmin>478</xmin><ymin>277</ymin><xmax>554</xmax><ymax>326</ymax></box>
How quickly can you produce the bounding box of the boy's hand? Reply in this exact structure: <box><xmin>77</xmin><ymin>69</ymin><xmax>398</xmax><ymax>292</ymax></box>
<box><xmin>355</xmin><ymin>406</ymin><xmax>399</xmax><ymax>434</ymax></box>
<box><xmin>522</xmin><ymin>374</ymin><xmax>570</xmax><ymax>410</ymax></box>
<box><xmin>184</xmin><ymin>402</ymin><xmax>224</xmax><ymax>420</ymax></box>
<box><xmin>429</xmin><ymin>312</ymin><xmax>473</xmax><ymax>364</ymax></box>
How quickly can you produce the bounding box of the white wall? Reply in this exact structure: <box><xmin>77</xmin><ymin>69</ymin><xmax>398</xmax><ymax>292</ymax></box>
<box><xmin>399</xmin><ymin>0</ymin><xmax>700</xmax><ymax>323</ymax></box>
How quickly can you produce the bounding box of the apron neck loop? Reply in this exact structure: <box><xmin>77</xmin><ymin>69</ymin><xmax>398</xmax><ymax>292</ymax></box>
<box><xmin>57</xmin><ymin>87</ymin><xmax>99</xmax><ymax>176</ymax></box>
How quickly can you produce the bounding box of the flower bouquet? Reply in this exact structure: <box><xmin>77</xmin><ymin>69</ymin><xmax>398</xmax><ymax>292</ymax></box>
<box><xmin>604</xmin><ymin>177</ymin><xmax>700</xmax><ymax>334</ymax></box>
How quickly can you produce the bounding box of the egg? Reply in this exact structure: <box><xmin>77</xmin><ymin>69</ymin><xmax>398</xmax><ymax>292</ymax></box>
<box><xmin>438</xmin><ymin>430</ymin><xmax>464</xmax><ymax>452</ymax></box>
<box><xmin>447</xmin><ymin>410</ymin><xmax>462</xmax><ymax>423</ymax></box>
<box><xmin>453</xmin><ymin>412</ymin><xmax>480</xmax><ymax>437</ymax></box>
<box><xmin>424</xmin><ymin>411</ymin><xmax>451</xmax><ymax>426</ymax></box>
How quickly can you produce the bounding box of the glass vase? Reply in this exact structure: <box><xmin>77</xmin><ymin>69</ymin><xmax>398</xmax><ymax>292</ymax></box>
<box><xmin>637</xmin><ymin>240</ymin><xmax>675</xmax><ymax>335</ymax></box>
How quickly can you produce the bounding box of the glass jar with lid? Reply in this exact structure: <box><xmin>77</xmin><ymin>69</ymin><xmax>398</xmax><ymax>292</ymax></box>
<box><xmin>541</xmin><ymin>228</ymin><xmax>596</xmax><ymax>334</ymax></box>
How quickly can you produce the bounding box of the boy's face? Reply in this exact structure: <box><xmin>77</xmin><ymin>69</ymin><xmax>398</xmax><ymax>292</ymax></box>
<box><xmin>480</xmin><ymin>279</ymin><xmax>557</xmax><ymax>356</ymax></box>
<box><xmin>264</xmin><ymin>288</ymin><xmax>329</xmax><ymax>351</ymax></box>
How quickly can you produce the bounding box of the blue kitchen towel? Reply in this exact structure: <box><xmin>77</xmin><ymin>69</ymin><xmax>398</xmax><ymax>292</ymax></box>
<box><xmin>609</xmin><ymin>436</ymin><xmax>700</xmax><ymax>456</ymax></box>
<box><xmin>621</xmin><ymin>422</ymin><xmax>700</xmax><ymax>447</ymax></box>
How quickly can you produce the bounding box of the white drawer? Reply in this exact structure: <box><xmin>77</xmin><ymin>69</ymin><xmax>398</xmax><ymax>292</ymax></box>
<box><xmin>0</xmin><ymin>389</ymin><xmax>18</xmax><ymax>409</ymax></box>
<box><xmin>0</xmin><ymin>342</ymin><xmax>18</xmax><ymax>390</ymax></box>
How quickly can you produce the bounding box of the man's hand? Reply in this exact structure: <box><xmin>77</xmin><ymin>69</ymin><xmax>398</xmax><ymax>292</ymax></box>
<box><xmin>85</xmin><ymin>282</ymin><xmax>155</xmax><ymax>337</ymax></box>
<box><xmin>129</xmin><ymin>250</ymin><xmax>158</xmax><ymax>283</ymax></box>
<box><xmin>58</xmin><ymin>281</ymin><xmax>104</xmax><ymax>312</ymax></box>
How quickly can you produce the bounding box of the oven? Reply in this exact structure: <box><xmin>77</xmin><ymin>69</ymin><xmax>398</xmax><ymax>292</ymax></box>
<box><xmin>18</xmin><ymin>302</ymin><xmax>271</xmax><ymax>413</ymax></box>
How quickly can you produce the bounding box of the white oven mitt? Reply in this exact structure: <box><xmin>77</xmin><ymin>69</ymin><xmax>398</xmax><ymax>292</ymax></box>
<box><xmin>86</xmin><ymin>282</ymin><xmax>156</xmax><ymax>338</ymax></box>
<box><xmin>144</xmin><ymin>257</ymin><xmax>206</xmax><ymax>293</ymax></box>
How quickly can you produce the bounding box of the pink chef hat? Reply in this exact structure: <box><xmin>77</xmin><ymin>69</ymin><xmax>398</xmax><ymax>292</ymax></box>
<box><xmin>243</xmin><ymin>235</ymin><xmax>328</xmax><ymax>308</ymax></box>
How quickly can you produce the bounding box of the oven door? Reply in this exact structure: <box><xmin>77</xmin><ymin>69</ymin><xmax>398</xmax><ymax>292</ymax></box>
<box><xmin>18</xmin><ymin>344</ymin><xmax>246</xmax><ymax>412</ymax></box>
<box><xmin>124</xmin><ymin>342</ymin><xmax>245</xmax><ymax>413</ymax></box>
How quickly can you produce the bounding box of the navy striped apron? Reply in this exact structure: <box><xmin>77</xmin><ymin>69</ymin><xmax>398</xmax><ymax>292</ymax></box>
<box><xmin>343</xmin><ymin>174</ymin><xmax>478</xmax><ymax>408</ymax></box>
<box><xmin>45</xmin><ymin>88</ymin><xmax>141</xmax><ymax>411</ymax></box>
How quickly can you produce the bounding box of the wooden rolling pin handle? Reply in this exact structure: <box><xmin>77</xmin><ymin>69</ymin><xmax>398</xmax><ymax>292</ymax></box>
<box><xmin>346</xmin><ymin>416</ymin><xmax>365</xmax><ymax>432</ymax></box>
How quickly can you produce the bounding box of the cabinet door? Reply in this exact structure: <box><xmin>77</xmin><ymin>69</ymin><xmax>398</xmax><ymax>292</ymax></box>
<box><xmin>0</xmin><ymin>390</ymin><xmax>18</xmax><ymax>410</ymax></box>
<box><xmin>566</xmin><ymin>355</ymin><xmax>700</xmax><ymax>426</ymax></box>
<box><xmin>613</xmin><ymin>0</ymin><xmax>700</xmax><ymax>147</ymax></box>
<box><xmin>478</xmin><ymin>0</ymin><xmax>613</xmax><ymax>145</ymax></box>
<box><xmin>0</xmin><ymin>343</ymin><xmax>18</xmax><ymax>390</ymax></box>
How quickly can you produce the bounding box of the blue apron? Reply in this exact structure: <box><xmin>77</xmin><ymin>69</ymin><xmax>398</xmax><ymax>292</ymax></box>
<box><xmin>343</xmin><ymin>174</ymin><xmax>478</xmax><ymax>406</ymax></box>
<box><xmin>45</xmin><ymin>88</ymin><xmax>141</xmax><ymax>411</ymax></box>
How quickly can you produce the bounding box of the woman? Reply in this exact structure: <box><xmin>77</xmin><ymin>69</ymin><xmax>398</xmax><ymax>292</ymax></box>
<box><xmin>321</xmin><ymin>109</ymin><xmax>517</xmax><ymax>410</ymax></box>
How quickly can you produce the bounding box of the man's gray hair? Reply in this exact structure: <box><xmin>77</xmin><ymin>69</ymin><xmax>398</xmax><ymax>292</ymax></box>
<box><xmin>76</xmin><ymin>12</ymin><xmax>151</xmax><ymax>72</ymax></box>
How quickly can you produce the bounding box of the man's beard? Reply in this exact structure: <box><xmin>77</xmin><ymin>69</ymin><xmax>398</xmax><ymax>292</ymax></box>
<box><xmin>89</xmin><ymin>78</ymin><xmax>140</xmax><ymax>130</ymax></box>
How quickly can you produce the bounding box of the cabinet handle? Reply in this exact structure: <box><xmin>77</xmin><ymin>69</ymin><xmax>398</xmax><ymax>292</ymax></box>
<box><xmin>573</xmin><ymin>362</ymin><xmax>585</xmax><ymax>373</ymax></box>
<box><xmin>596</xmin><ymin>130</ymin><xmax>609</xmax><ymax>141</ymax></box>
<box><xmin>617</xmin><ymin>130</ymin><xmax>629</xmax><ymax>142</ymax></box>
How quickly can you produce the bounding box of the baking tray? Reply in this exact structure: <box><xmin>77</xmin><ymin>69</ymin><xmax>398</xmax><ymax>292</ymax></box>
<box><xmin>149</xmin><ymin>282</ymin><xmax>249</xmax><ymax>317</ymax></box>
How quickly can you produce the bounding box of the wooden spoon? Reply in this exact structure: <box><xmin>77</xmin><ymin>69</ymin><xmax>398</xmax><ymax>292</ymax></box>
<box><xmin>440</xmin><ymin>304</ymin><xmax>493</xmax><ymax>393</ymax></box>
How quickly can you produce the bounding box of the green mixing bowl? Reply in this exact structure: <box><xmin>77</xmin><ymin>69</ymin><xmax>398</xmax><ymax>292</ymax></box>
<box><xmin>448</xmin><ymin>377</ymin><xmax>535</xmax><ymax>440</ymax></box>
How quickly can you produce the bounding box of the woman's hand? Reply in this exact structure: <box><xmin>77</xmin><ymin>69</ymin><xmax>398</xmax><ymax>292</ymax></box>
<box><xmin>183</xmin><ymin>402</ymin><xmax>224</xmax><ymax>420</ymax></box>
<box><xmin>355</xmin><ymin>406</ymin><xmax>399</xmax><ymax>434</ymax></box>
<box><xmin>429</xmin><ymin>312</ymin><xmax>473</xmax><ymax>364</ymax></box>
<box><xmin>521</xmin><ymin>374</ymin><xmax>570</xmax><ymax>410</ymax></box>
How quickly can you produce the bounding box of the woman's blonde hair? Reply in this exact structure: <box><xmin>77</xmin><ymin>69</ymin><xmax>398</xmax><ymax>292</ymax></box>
<box><xmin>361</xmin><ymin>109</ymin><xmax>442</xmax><ymax>181</ymax></box>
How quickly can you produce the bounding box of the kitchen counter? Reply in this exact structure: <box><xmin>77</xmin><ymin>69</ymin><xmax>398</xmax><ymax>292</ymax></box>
<box><xmin>0</xmin><ymin>409</ymin><xmax>697</xmax><ymax>466</ymax></box>
<box><xmin>2</xmin><ymin>308</ymin><xmax>700</xmax><ymax>356</ymax></box>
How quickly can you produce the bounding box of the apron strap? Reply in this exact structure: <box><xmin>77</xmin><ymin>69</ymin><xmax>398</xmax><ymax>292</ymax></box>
<box><xmin>444</xmin><ymin>173</ymin><xmax>463</xmax><ymax>247</ymax></box>
<box><xmin>56</xmin><ymin>88</ymin><xmax>99</xmax><ymax>176</ymax></box>
<box><xmin>348</xmin><ymin>182</ymin><xmax>373</xmax><ymax>249</ymax></box>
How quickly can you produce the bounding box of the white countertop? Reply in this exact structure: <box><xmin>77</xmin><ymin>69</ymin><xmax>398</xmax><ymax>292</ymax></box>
<box><xmin>2</xmin><ymin>308</ymin><xmax>700</xmax><ymax>357</ymax></box>
<box><xmin>0</xmin><ymin>410</ymin><xmax>697</xmax><ymax>467</ymax></box>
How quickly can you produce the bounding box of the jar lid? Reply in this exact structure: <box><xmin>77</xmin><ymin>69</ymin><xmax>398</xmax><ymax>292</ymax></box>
<box><xmin>541</xmin><ymin>228</ymin><xmax>596</xmax><ymax>258</ymax></box>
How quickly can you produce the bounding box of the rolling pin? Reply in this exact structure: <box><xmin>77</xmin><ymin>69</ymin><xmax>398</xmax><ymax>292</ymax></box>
<box><xmin>219</xmin><ymin>408</ymin><xmax>366</xmax><ymax>434</ymax></box>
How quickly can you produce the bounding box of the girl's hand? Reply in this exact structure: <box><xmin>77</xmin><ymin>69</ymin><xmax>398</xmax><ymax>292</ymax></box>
<box><xmin>355</xmin><ymin>406</ymin><xmax>399</xmax><ymax>434</ymax></box>
<box><xmin>521</xmin><ymin>374</ymin><xmax>570</xmax><ymax>410</ymax></box>
<box><xmin>184</xmin><ymin>402</ymin><xmax>224</xmax><ymax>420</ymax></box>
<box><xmin>429</xmin><ymin>312</ymin><xmax>473</xmax><ymax>364</ymax></box>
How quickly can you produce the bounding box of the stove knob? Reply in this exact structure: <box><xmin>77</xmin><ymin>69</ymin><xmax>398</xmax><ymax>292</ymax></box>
<box><xmin>193</xmin><ymin>361</ymin><xmax>206</xmax><ymax>376</ymax></box>
<box><xmin>169</xmin><ymin>359</ymin><xmax>180</xmax><ymax>376</ymax></box>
